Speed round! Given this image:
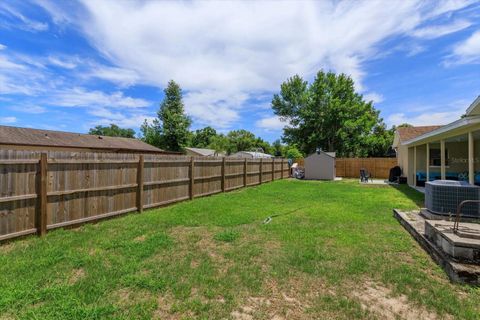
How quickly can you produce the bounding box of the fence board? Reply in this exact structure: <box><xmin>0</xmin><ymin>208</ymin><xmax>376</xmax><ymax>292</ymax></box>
<box><xmin>0</xmin><ymin>150</ymin><xmax>290</xmax><ymax>241</ymax></box>
<box><xmin>335</xmin><ymin>158</ymin><xmax>397</xmax><ymax>179</ymax></box>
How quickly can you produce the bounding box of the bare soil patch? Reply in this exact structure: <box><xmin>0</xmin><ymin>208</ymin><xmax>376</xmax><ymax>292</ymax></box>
<box><xmin>231</xmin><ymin>275</ymin><xmax>328</xmax><ymax>320</ymax></box>
<box><xmin>352</xmin><ymin>281</ymin><xmax>440</xmax><ymax>320</ymax></box>
<box><xmin>169</xmin><ymin>226</ymin><xmax>229</xmax><ymax>263</ymax></box>
<box><xmin>68</xmin><ymin>268</ymin><xmax>85</xmax><ymax>285</ymax></box>
<box><xmin>133</xmin><ymin>235</ymin><xmax>146</xmax><ymax>242</ymax></box>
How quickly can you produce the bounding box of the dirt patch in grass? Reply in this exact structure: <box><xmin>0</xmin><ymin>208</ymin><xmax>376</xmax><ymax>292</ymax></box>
<box><xmin>169</xmin><ymin>226</ymin><xmax>229</xmax><ymax>263</ymax></box>
<box><xmin>153</xmin><ymin>295</ymin><xmax>175</xmax><ymax>319</ymax></box>
<box><xmin>0</xmin><ymin>240</ymin><xmax>31</xmax><ymax>254</ymax></box>
<box><xmin>134</xmin><ymin>235</ymin><xmax>146</xmax><ymax>242</ymax></box>
<box><xmin>352</xmin><ymin>281</ymin><xmax>441</xmax><ymax>320</ymax></box>
<box><xmin>68</xmin><ymin>268</ymin><xmax>85</xmax><ymax>285</ymax></box>
<box><xmin>0</xmin><ymin>313</ymin><xmax>15</xmax><ymax>320</ymax></box>
<box><xmin>231</xmin><ymin>275</ymin><xmax>329</xmax><ymax>320</ymax></box>
<box><xmin>0</xmin><ymin>243</ymin><xmax>15</xmax><ymax>254</ymax></box>
<box><xmin>111</xmin><ymin>287</ymin><xmax>154</xmax><ymax>307</ymax></box>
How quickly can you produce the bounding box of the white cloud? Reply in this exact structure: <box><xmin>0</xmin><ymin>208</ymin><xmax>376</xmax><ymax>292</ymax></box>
<box><xmin>427</xmin><ymin>0</ymin><xmax>477</xmax><ymax>17</ymax></box>
<box><xmin>0</xmin><ymin>48</ymin><xmax>52</xmax><ymax>95</ymax></box>
<box><xmin>0</xmin><ymin>55</ymin><xmax>26</xmax><ymax>70</ymax></box>
<box><xmin>385</xmin><ymin>101</ymin><xmax>466</xmax><ymax>127</ymax></box>
<box><xmin>0</xmin><ymin>2</ymin><xmax>48</xmax><ymax>32</ymax></box>
<box><xmin>412</xmin><ymin>19</ymin><xmax>472</xmax><ymax>39</ymax></box>
<box><xmin>10</xmin><ymin>105</ymin><xmax>47</xmax><ymax>114</ymax></box>
<box><xmin>33</xmin><ymin>0</ymin><xmax>473</xmax><ymax>128</ymax></box>
<box><xmin>448</xmin><ymin>30</ymin><xmax>480</xmax><ymax>64</ymax></box>
<box><xmin>387</xmin><ymin>111</ymin><xmax>464</xmax><ymax>126</ymax></box>
<box><xmin>47</xmin><ymin>56</ymin><xmax>78</xmax><ymax>69</ymax></box>
<box><xmin>183</xmin><ymin>90</ymin><xmax>244</xmax><ymax>128</ymax></box>
<box><xmin>0</xmin><ymin>44</ymin><xmax>151</xmax><ymax>131</ymax></box>
<box><xmin>49</xmin><ymin>87</ymin><xmax>150</xmax><ymax>108</ymax></box>
<box><xmin>0</xmin><ymin>44</ymin><xmax>6</xmax><ymax>50</ymax></box>
<box><xmin>87</xmin><ymin>107</ymin><xmax>155</xmax><ymax>129</ymax></box>
<box><xmin>255</xmin><ymin>116</ymin><xmax>287</xmax><ymax>131</ymax></box>
<box><xmin>405</xmin><ymin>44</ymin><xmax>426</xmax><ymax>57</ymax></box>
<box><xmin>363</xmin><ymin>92</ymin><xmax>384</xmax><ymax>104</ymax></box>
<box><xmin>0</xmin><ymin>116</ymin><xmax>17</xmax><ymax>124</ymax></box>
<box><xmin>33</xmin><ymin>0</ymin><xmax>76</xmax><ymax>25</ymax></box>
<box><xmin>86</xmin><ymin>65</ymin><xmax>140</xmax><ymax>87</ymax></box>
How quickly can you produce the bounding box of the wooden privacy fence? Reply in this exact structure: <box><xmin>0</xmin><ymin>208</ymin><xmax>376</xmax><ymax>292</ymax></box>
<box><xmin>0</xmin><ymin>150</ymin><xmax>289</xmax><ymax>242</ymax></box>
<box><xmin>335</xmin><ymin>158</ymin><xmax>397</xmax><ymax>179</ymax></box>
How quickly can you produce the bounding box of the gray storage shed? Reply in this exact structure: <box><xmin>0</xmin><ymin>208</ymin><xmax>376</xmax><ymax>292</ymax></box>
<box><xmin>304</xmin><ymin>150</ymin><xmax>336</xmax><ymax>180</ymax></box>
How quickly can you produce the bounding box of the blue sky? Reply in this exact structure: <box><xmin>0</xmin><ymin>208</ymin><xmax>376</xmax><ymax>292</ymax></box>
<box><xmin>0</xmin><ymin>1</ymin><xmax>480</xmax><ymax>142</ymax></box>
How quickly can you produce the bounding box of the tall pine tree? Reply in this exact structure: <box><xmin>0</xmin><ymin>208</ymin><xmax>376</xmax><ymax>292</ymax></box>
<box><xmin>141</xmin><ymin>80</ymin><xmax>191</xmax><ymax>152</ymax></box>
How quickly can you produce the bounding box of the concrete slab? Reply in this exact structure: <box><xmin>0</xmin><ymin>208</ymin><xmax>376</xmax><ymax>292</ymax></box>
<box><xmin>394</xmin><ymin>209</ymin><xmax>480</xmax><ymax>285</ymax></box>
<box><xmin>426</xmin><ymin>220</ymin><xmax>480</xmax><ymax>246</ymax></box>
<box><xmin>360</xmin><ymin>179</ymin><xmax>388</xmax><ymax>185</ymax></box>
<box><xmin>425</xmin><ymin>220</ymin><xmax>480</xmax><ymax>263</ymax></box>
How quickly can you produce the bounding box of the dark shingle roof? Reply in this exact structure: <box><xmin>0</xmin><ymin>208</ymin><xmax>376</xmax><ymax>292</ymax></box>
<box><xmin>396</xmin><ymin>126</ymin><xmax>443</xmax><ymax>142</ymax></box>
<box><xmin>0</xmin><ymin>125</ymin><xmax>168</xmax><ymax>153</ymax></box>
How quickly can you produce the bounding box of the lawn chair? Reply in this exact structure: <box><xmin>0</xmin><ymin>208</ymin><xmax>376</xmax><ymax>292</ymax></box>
<box><xmin>360</xmin><ymin>169</ymin><xmax>371</xmax><ymax>183</ymax></box>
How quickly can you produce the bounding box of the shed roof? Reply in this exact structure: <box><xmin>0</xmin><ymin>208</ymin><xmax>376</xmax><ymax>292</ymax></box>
<box><xmin>0</xmin><ymin>125</ymin><xmax>168</xmax><ymax>153</ymax></box>
<box><xmin>306</xmin><ymin>150</ymin><xmax>336</xmax><ymax>159</ymax></box>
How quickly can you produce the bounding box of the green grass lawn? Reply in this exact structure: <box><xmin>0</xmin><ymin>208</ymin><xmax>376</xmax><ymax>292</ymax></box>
<box><xmin>1</xmin><ymin>179</ymin><xmax>479</xmax><ymax>319</ymax></box>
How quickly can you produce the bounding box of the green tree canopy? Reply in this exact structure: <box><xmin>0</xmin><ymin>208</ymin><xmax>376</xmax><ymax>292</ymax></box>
<box><xmin>141</xmin><ymin>80</ymin><xmax>191</xmax><ymax>152</ymax></box>
<box><xmin>272</xmin><ymin>139</ymin><xmax>284</xmax><ymax>157</ymax></box>
<box><xmin>224</xmin><ymin>130</ymin><xmax>272</xmax><ymax>155</ymax></box>
<box><xmin>88</xmin><ymin>124</ymin><xmax>135</xmax><ymax>138</ymax></box>
<box><xmin>191</xmin><ymin>126</ymin><xmax>218</xmax><ymax>148</ymax></box>
<box><xmin>208</xmin><ymin>134</ymin><xmax>229</xmax><ymax>154</ymax></box>
<box><xmin>285</xmin><ymin>145</ymin><xmax>303</xmax><ymax>159</ymax></box>
<box><xmin>271</xmin><ymin>71</ymin><xmax>393</xmax><ymax>157</ymax></box>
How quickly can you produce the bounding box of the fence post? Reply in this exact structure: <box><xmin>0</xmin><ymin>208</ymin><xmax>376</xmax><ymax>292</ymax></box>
<box><xmin>37</xmin><ymin>153</ymin><xmax>48</xmax><ymax>236</ymax></box>
<box><xmin>189</xmin><ymin>157</ymin><xmax>195</xmax><ymax>200</ymax></box>
<box><xmin>244</xmin><ymin>158</ymin><xmax>247</xmax><ymax>187</ymax></box>
<box><xmin>272</xmin><ymin>159</ymin><xmax>275</xmax><ymax>181</ymax></box>
<box><xmin>221</xmin><ymin>157</ymin><xmax>226</xmax><ymax>192</ymax></box>
<box><xmin>259</xmin><ymin>158</ymin><xmax>263</xmax><ymax>184</ymax></box>
<box><xmin>136</xmin><ymin>155</ymin><xmax>144</xmax><ymax>213</ymax></box>
<box><xmin>281</xmin><ymin>159</ymin><xmax>284</xmax><ymax>179</ymax></box>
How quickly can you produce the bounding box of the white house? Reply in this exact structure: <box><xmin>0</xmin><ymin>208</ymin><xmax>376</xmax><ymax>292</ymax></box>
<box><xmin>393</xmin><ymin>96</ymin><xmax>480</xmax><ymax>187</ymax></box>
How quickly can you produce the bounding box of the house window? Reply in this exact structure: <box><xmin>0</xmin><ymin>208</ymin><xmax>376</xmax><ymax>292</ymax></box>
<box><xmin>429</xmin><ymin>148</ymin><xmax>448</xmax><ymax>166</ymax></box>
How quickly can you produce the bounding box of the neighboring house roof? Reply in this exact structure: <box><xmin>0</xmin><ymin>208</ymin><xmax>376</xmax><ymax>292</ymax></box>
<box><xmin>185</xmin><ymin>147</ymin><xmax>224</xmax><ymax>156</ymax></box>
<box><xmin>0</xmin><ymin>125</ymin><xmax>169</xmax><ymax>153</ymax></box>
<box><xmin>230</xmin><ymin>151</ymin><xmax>274</xmax><ymax>158</ymax></box>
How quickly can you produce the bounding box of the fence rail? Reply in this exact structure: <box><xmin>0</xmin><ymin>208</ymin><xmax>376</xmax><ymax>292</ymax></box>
<box><xmin>0</xmin><ymin>150</ymin><xmax>289</xmax><ymax>242</ymax></box>
<box><xmin>335</xmin><ymin>157</ymin><xmax>397</xmax><ymax>179</ymax></box>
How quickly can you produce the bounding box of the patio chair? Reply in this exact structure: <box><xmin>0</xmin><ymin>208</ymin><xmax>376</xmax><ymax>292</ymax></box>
<box><xmin>360</xmin><ymin>169</ymin><xmax>371</xmax><ymax>183</ymax></box>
